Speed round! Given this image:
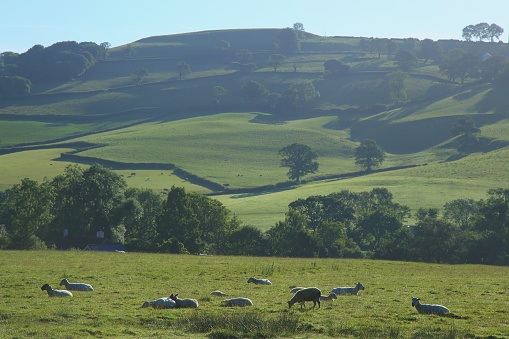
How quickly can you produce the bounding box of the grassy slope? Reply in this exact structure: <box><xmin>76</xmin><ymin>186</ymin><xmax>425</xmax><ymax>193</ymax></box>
<box><xmin>1</xmin><ymin>250</ymin><xmax>508</xmax><ymax>339</ymax></box>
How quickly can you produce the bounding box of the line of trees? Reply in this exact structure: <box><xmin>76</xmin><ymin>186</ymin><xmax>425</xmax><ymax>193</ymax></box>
<box><xmin>1</xmin><ymin>166</ymin><xmax>507</xmax><ymax>265</ymax></box>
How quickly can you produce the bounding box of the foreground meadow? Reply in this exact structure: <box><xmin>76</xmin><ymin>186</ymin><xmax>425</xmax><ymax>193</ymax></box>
<box><xmin>1</xmin><ymin>251</ymin><xmax>508</xmax><ymax>338</ymax></box>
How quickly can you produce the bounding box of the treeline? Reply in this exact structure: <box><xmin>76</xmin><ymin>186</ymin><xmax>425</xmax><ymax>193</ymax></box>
<box><xmin>0</xmin><ymin>41</ymin><xmax>108</xmax><ymax>98</ymax></box>
<box><xmin>0</xmin><ymin>164</ymin><xmax>508</xmax><ymax>265</ymax></box>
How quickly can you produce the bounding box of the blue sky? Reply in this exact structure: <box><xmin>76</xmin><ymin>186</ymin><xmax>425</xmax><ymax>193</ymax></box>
<box><xmin>2</xmin><ymin>0</ymin><xmax>509</xmax><ymax>53</ymax></box>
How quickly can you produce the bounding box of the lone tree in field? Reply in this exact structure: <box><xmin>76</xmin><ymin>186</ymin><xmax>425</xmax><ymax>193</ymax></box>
<box><xmin>450</xmin><ymin>115</ymin><xmax>481</xmax><ymax>152</ymax></box>
<box><xmin>355</xmin><ymin>139</ymin><xmax>385</xmax><ymax>172</ymax></box>
<box><xmin>131</xmin><ymin>68</ymin><xmax>148</xmax><ymax>85</ymax></box>
<box><xmin>279</xmin><ymin>143</ymin><xmax>319</xmax><ymax>182</ymax></box>
<box><xmin>176</xmin><ymin>61</ymin><xmax>191</xmax><ymax>80</ymax></box>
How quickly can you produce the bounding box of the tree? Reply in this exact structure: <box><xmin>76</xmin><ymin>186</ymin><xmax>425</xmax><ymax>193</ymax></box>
<box><xmin>462</xmin><ymin>25</ymin><xmax>476</xmax><ymax>41</ymax></box>
<box><xmin>462</xmin><ymin>23</ymin><xmax>503</xmax><ymax>42</ymax></box>
<box><xmin>176</xmin><ymin>61</ymin><xmax>191</xmax><ymax>80</ymax></box>
<box><xmin>443</xmin><ymin>198</ymin><xmax>479</xmax><ymax>230</ymax></box>
<box><xmin>386</xmin><ymin>71</ymin><xmax>409</xmax><ymax>103</ymax></box>
<box><xmin>267</xmin><ymin>54</ymin><xmax>286</xmax><ymax>72</ymax></box>
<box><xmin>279</xmin><ymin>143</ymin><xmax>319</xmax><ymax>182</ymax></box>
<box><xmin>212</xmin><ymin>85</ymin><xmax>227</xmax><ymax>104</ymax></box>
<box><xmin>131</xmin><ymin>68</ymin><xmax>148</xmax><ymax>85</ymax></box>
<box><xmin>354</xmin><ymin>139</ymin><xmax>385</xmax><ymax>171</ymax></box>
<box><xmin>99</xmin><ymin>42</ymin><xmax>111</xmax><ymax>59</ymax></box>
<box><xmin>275</xmin><ymin>27</ymin><xmax>299</xmax><ymax>52</ymax></box>
<box><xmin>0</xmin><ymin>76</ymin><xmax>31</xmax><ymax>98</ymax></box>
<box><xmin>293</xmin><ymin>22</ymin><xmax>305</xmax><ymax>32</ymax></box>
<box><xmin>394</xmin><ymin>50</ymin><xmax>417</xmax><ymax>71</ymax></box>
<box><xmin>214</xmin><ymin>40</ymin><xmax>230</xmax><ymax>51</ymax></box>
<box><xmin>481</xmin><ymin>55</ymin><xmax>509</xmax><ymax>81</ymax></box>
<box><xmin>450</xmin><ymin>115</ymin><xmax>481</xmax><ymax>152</ymax></box>
<box><xmin>278</xmin><ymin>80</ymin><xmax>319</xmax><ymax>110</ymax></box>
<box><xmin>323</xmin><ymin>59</ymin><xmax>349</xmax><ymax>78</ymax></box>
<box><xmin>239</xmin><ymin>80</ymin><xmax>268</xmax><ymax>104</ymax></box>
<box><xmin>487</xmin><ymin>24</ymin><xmax>504</xmax><ymax>42</ymax></box>
<box><xmin>417</xmin><ymin>39</ymin><xmax>442</xmax><ymax>63</ymax></box>
<box><xmin>440</xmin><ymin>49</ymin><xmax>480</xmax><ymax>83</ymax></box>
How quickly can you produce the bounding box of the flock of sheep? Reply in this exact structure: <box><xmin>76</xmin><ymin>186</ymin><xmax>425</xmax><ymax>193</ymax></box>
<box><xmin>41</xmin><ymin>276</ymin><xmax>450</xmax><ymax>315</ymax></box>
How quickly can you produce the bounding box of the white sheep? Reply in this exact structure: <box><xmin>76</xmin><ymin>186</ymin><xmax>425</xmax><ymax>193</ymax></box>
<box><xmin>330</xmin><ymin>282</ymin><xmax>365</xmax><ymax>295</ymax></box>
<box><xmin>59</xmin><ymin>278</ymin><xmax>94</xmax><ymax>291</ymax></box>
<box><xmin>169</xmin><ymin>293</ymin><xmax>199</xmax><ymax>308</ymax></box>
<box><xmin>290</xmin><ymin>287</ymin><xmax>305</xmax><ymax>293</ymax></box>
<box><xmin>287</xmin><ymin>287</ymin><xmax>321</xmax><ymax>309</ymax></box>
<box><xmin>411</xmin><ymin>297</ymin><xmax>450</xmax><ymax>315</ymax></box>
<box><xmin>221</xmin><ymin>297</ymin><xmax>253</xmax><ymax>307</ymax></box>
<box><xmin>41</xmin><ymin>284</ymin><xmax>73</xmax><ymax>297</ymax></box>
<box><xmin>141</xmin><ymin>297</ymin><xmax>176</xmax><ymax>309</ymax></box>
<box><xmin>320</xmin><ymin>292</ymin><xmax>338</xmax><ymax>302</ymax></box>
<box><xmin>247</xmin><ymin>277</ymin><xmax>272</xmax><ymax>285</ymax></box>
<box><xmin>210</xmin><ymin>290</ymin><xmax>229</xmax><ymax>296</ymax></box>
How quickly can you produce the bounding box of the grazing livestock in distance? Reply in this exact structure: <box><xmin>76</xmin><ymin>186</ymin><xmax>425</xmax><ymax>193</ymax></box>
<box><xmin>59</xmin><ymin>278</ymin><xmax>94</xmax><ymax>291</ymax></box>
<box><xmin>288</xmin><ymin>287</ymin><xmax>321</xmax><ymax>309</ymax></box>
<box><xmin>247</xmin><ymin>277</ymin><xmax>272</xmax><ymax>285</ymax></box>
<box><xmin>170</xmin><ymin>293</ymin><xmax>199</xmax><ymax>308</ymax></box>
<box><xmin>330</xmin><ymin>282</ymin><xmax>365</xmax><ymax>296</ymax></box>
<box><xmin>221</xmin><ymin>297</ymin><xmax>253</xmax><ymax>307</ymax></box>
<box><xmin>41</xmin><ymin>284</ymin><xmax>73</xmax><ymax>297</ymax></box>
<box><xmin>412</xmin><ymin>297</ymin><xmax>450</xmax><ymax>315</ymax></box>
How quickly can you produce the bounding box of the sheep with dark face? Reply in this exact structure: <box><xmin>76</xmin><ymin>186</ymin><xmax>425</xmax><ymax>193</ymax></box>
<box><xmin>287</xmin><ymin>287</ymin><xmax>321</xmax><ymax>309</ymax></box>
<box><xmin>141</xmin><ymin>297</ymin><xmax>176</xmax><ymax>309</ymax></box>
<box><xmin>412</xmin><ymin>297</ymin><xmax>450</xmax><ymax>315</ymax></box>
<box><xmin>41</xmin><ymin>284</ymin><xmax>73</xmax><ymax>297</ymax></box>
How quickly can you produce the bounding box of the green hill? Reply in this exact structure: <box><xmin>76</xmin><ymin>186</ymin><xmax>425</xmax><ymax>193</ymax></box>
<box><xmin>1</xmin><ymin>28</ymin><xmax>509</xmax><ymax>228</ymax></box>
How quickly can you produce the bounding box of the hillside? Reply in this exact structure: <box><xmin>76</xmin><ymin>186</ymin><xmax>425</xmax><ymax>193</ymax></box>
<box><xmin>1</xmin><ymin>28</ymin><xmax>509</xmax><ymax>227</ymax></box>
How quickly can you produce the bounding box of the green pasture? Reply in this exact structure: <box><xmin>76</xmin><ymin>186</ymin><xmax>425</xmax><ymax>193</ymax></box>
<box><xmin>1</xmin><ymin>250</ymin><xmax>508</xmax><ymax>338</ymax></box>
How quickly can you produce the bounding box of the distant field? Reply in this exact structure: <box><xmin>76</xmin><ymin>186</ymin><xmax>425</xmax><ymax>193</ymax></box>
<box><xmin>1</xmin><ymin>250</ymin><xmax>508</xmax><ymax>338</ymax></box>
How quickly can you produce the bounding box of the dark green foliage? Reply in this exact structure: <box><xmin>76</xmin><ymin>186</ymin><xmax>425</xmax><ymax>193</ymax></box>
<box><xmin>240</xmin><ymin>80</ymin><xmax>268</xmax><ymax>104</ymax></box>
<box><xmin>275</xmin><ymin>28</ymin><xmax>300</xmax><ymax>52</ymax></box>
<box><xmin>176</xmin><ymin>61</ymin><xmax>191</xmax><ymax>80</ymax></box>
<box><xmin>394</xmin><ymin>50</ymin><xmax>417</xmax><ymax>71</ymax></box>
<box><xmin>450</xmin><ymin>115</ymin><xmax>481</xmax><ymax>152</ymax></box>
<box><xmin>323</xmin><ymin>59</ymin><xmax>349</xmax><ymax>78</ymax></box>
<box><xmin>440</xmin><ymin>49</ymin><xmax>481</xmax><ymax>83</ymax></box>
<box><xmin>462</xmin><ymin>23</ymin><xmax>504</xmax><ymax>42</ymax></box>
<box><xmin>225</xmin><ymin>225</ymin><xmax>269</xmax><ymax>256</ymax></box>
<box><xmin>278</xmin><ymin>143</ymin><xmax>319</xmax><ymax>182</ymax></box>
<box><xmin>277</xmin><ymin>80</ymin><xmax>319</xmax><ymax>110</ymax></box>
<box><xmin>267</xmin><ymin>54</ymin><xmax>286</xmax><ymax>72</ymax></box>
<box><xmin>417</xmin><ymin>39</ymin><xmax>443</xmax><ymax>63</ymax></box>
<box><xmin>131</xmin><ymin>68</ymin><xmax>148</xmax><ymax>85</ymax></box>
<box><xmin>0</xmin><ymin>76</ymin><xmax>31</xmax><ymax>98</ymax></box>
<box><xmin>354</xmin><ymin>139</ymin><xmax>385</xmax><ymax>171</ymax></box>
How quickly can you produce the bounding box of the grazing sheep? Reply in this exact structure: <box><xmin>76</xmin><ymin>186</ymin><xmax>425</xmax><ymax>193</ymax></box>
<box><xmin>320</xmin><ymin>292</ymin><xmax>338</xmax><ymax>302</ymax></box>
<box><xmin>141</xmin><ymin>297</ymin><xmax>176</xmax><ymax>309</ymax></box>
<box><xmin>210</xmin><ymin>290</ymin><xmax>229</xmax><ymax>296</ymax></box>
<box><xmin>41</xmin><ymin>284</ymin><xmax>73</xmax><ymax>297</ymax></box>
<box><xmin>169</xmin><ymin>293</ymin><xmax>199</xmax><ymax>308</ymax></box>
<box><xmin>59</xmin><ymin>278</ymin><xmax>94</xmax><ymax>291</ymax></box>
<box><xmin>247</xmin><ymin>277</ymin><xmax>272</xmax><ymax>285</ymax></box>
<box><xmin>330</xmin><ymin>282</ymin><xmax>365</xmax><ymax>296</ymax></box>
<box><xmin>221</xmin><ymin>297</ymin><xmax>253</xmax><ymax>307</ymax></box>
<box><xmin>412</xmin><ymin>297</ymin><xmax>450</xmax><ymax>315</ymax></box>
<box><xmin>287</xmin><ymin>287</ymin><xmax>321</xmax><ymax>309</ymax></box>
<box><xmin>290</xmin><ymin>287</ymin><xmax>305</xmax><ymax>293</ymax></box>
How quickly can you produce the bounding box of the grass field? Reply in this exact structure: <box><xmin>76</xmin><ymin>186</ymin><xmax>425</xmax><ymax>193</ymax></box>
<box><xmin>1</xmin><ymin>250</ymin><xmax>508</xmax><ymax>338</ymax></box>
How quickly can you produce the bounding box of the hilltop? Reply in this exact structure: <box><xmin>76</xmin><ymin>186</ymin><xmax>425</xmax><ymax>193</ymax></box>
<box><xmin>1</xmin><ymin>28</ymin><xmax>509</xmax><ymax>226</ymax></box>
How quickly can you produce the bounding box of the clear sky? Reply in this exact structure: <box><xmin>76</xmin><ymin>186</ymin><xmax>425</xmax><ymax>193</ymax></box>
<box><xmin>2</xmin><ymin>0</ymin><xmax>509</xmax><ymax>54</ymax></box>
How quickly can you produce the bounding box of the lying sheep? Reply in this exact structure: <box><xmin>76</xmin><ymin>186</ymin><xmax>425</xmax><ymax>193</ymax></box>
<box><xmin>221</xmin><ymin>297</ymin><xmax>253</xmax><ymax>307</ymax></box>
<box><xmin>320</xmin><ymin>292</ymin><xmax>338</xmax><ymax>302</ymax></box>
<box><xmin>290</xmin><ymin>287</ymin><xmax>305</xmax><ymax>293</ymax></box>
<box><xmin>170</xmin><ymin>293</ymin><xmax>199</xmax><ymax>308</ymax></box>
<box><xmin>41</xmin><ymin>284</ymin><xmax>73</xmax><ymax>297</ymax></box>
<box><xmin>412</xmin><ymin>297</ymin><xmax>450</xmax><ymax>315</ymax></box>
<box><xmin>330</xmin><ymin>282</ymin><xmax>365</xmax><ymax>295</ymax></box>
<box><xmin>141</xmin><ymin>297</ymin><xmax>176</xmax><ymax>309</ymax></box>
<box><xmin>287</xmin><ymin>287</ymin><xmax>321</xmax><ymax>309</ymax></box>
<box><xmin>247</xmin><ymin>277</ymin><xmax>272</xmax><ymax>285</ymax></box>
<box><xmin>210</xmin><ymin>290</ymin><xmax>228</xmax><ymax>296</ymax></box>
<box><xmin>59</xmin><ymin>278</ymin><xmax>94</xmax><ymax>291</ymax></box>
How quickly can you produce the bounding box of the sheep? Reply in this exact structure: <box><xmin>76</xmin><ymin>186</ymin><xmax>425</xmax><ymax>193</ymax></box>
<box><xmin>287</xmin><ymin>287</ymin><xmax>321</xmax><ymax>309</ymax></box>
<box><xmin>330</xmin><ymin>282</ymin><xmax>365</xmax><ymax>296</ymax></box>
<box><xmin>221</xmin><ymin>297</ymin><xmax>253</xmax><ymax>307</ymax></box>
<box><xmin>210</xmin><ymin>290</ymin><xmax>229</xmax><ymax>296</ymax></box>
<box><xmin>169</xmin><ymin>293</ymin><xmax>199</xmax><ymax>308</ymax></box>
<box><xmin>320</xmin><ymin>292</ymin><xmax>338</xmax><ymax>302</ymax></box>
<box><xmin>247</xmin><ymin>277</ymin><xmax>272</xmax><ymax>285</ymax></box>
<box><xmin>290</xmin><ymin>287</ymin><xmax>305</xmax><ymax>293</ymax></box>
<box><xmin>411</xmin><ymin>297</ymin><xmax>450</xmax><ymax>315</ymax></box>
<box><xmin>41</xmin><ymin>284</ymin><xmax>73</xmax><ymax>297</ymax></box>
<box><xmin>141</xmin><ymin>297</ymin><xmax>176</xmax><ymax>309</ymax></box>
<box><xmin>59</xmin><ymin>278</ymin><xmax>94</xmax><ymax>291</ymax></box>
